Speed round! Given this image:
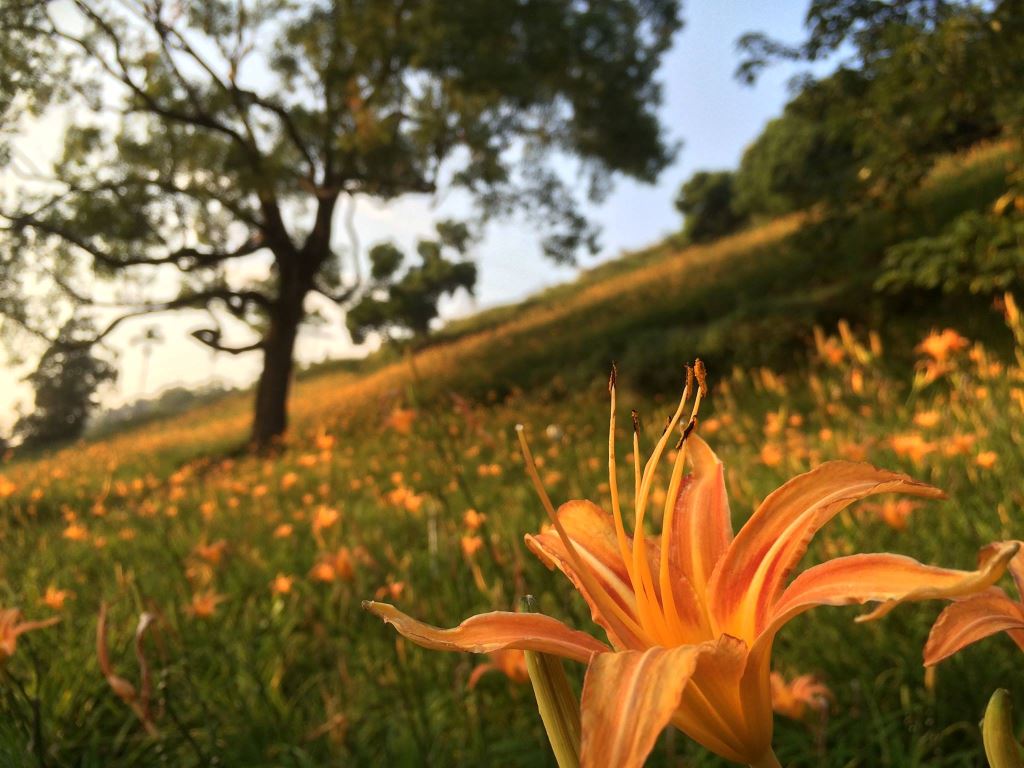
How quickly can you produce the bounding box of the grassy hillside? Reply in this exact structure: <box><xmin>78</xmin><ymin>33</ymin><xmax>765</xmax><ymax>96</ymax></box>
<box><xmin>0</xmin><ymin>140</ymin><xmax>1021</xmax><ymax>766</ymax></box>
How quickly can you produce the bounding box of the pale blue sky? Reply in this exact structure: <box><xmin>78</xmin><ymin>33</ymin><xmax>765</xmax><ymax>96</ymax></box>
<box><xmin>1</xmin><ymin>1</ymin><xmax>836</xmax><ymax>421</ymax></box>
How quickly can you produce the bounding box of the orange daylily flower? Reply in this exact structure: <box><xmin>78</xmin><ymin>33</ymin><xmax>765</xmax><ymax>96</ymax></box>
<box><xmin>468</xmin><ymin>648</ymin><xmax>530</xmax><ymax>689</ymax></box>
<box><xmin>311</xmin><ymin>505</ymin><xmax>341</xmax><ymax>535</ymax></box>
<box><xmin>769</xmin><ymin>672</ymin><xmax>832</xmax><ymax>721</ymax></box>
<box><xmin>365</xmin><ymin>365</ymin><xmax>1016</xmax><ymax>768</ymax></box>
<box><xmin>461</xmin><ymin>535</ymin><xmax>484</xmax><ymax>558</ymax></box>
<box><xmin>925</xmin><ymin>541</ymin><xmax>1024</xmax><ymax>666</ymax></box>
<box><xmin>189</xmin><ymin>590</ymin><xmax>226</xmax><ymax>618</ymax></box>
<box><xmin>976</xmin><ymin>450</ymin><xmax>999</xmax><ymax>469</ymax></box>
<box><xmin>40</xmin><ymin>586</ymin><xmax>73</xmax><ymax>611</ymax></box>
<box><xmin>917</xmin><ymin>329</ymin><xmax>969</xmax><ymax>362</ymax></box>
<box><xmin>193</xmin><ymin>539</ymin><xmax>228</xmax><ymax>565</ymax></box>
<box><xmin>387</xmin><ymin>407</ymin><xmax>417</xmax><ymax>434</ymax></box>
<box><xmin>0</xmin><ymin>608</ymin><xmax>59</xmax><ymax>662</ymax></box>
<box><xmin>464</xmin><ymin>508</ymin><xmax>487</xmax><ymax>530</ymax></box>
<box><xmin>271</xmin><ymin>574</ymin><xmax>295</xmax><ymax>595</ymax></box>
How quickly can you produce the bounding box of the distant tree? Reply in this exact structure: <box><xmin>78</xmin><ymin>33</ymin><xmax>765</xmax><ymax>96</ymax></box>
<box><xmin>0</xmin><ymin>0</ymin><xmax>682</xmax><ymax>448</ymax></box>
<box><xmin>14</xmin><ymin>318</ymin><xmax>117</xmax><ymax>450</ymax></box>
<box><xmin>347</xmin><ymin>222</ymin><xmax>477</xmax><ymax>344</ymax></box>
<box><xmin>674</xmin><ymin>170</ymin><xmax>746</xmax><ymax>243</ymax></box>
<box><xmin>733</xmin><ymin>70</ymin><xmax>862</xmax><ymax>219</ymax></box>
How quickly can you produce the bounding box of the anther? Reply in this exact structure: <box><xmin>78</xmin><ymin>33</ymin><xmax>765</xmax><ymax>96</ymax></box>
<box><xmin>694</xmin><ymin>359</ymin><xmax>708</xmax><ymax>397</ymax></box>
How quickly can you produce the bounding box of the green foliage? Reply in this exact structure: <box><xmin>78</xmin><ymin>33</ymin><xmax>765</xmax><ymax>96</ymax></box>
<box><xmin>733</xmin><ymin>71</ymin><xmax>863</xmax><ymax>219</ymax></box>
<box><xmin>878</xmin><ymin>202</ymin><xmax>1024</xmax><ymax>296</ymax></box>
<box><xmin>674</xmin><ymin>170</ymin><xmax>746</xmax><ymax>242</ymax></box>
<box><xmin>736</xmin><ymin>0</ymin><xmax>1024</xmax><ymax>211</ymax></box>
<box><xmin>0</xmin><ymin>0</ymin><xmax>60</xmax><ymax>158</ymax></box>
<box><xmin>13</xmin><ymin>318</ymin><xmax>117</xmax><ymax>451</ymax></box>
<box><xmin>347</xmin><ymin>224</ymin><xmax>478</xmax><ymax>344</ymax></box>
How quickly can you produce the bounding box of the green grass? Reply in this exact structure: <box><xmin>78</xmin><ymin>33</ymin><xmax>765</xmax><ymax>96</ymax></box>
<box><xmin>0</xmin><ymin>140</ymin><xmax>1021</xmax><ymax>767</ymax></box>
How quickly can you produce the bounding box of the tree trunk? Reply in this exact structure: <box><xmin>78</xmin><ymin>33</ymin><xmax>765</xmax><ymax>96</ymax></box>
<box><xmin>251</xmin><ymin>286</ymin><xmax>305</xmax><ymax>449</ymax></box>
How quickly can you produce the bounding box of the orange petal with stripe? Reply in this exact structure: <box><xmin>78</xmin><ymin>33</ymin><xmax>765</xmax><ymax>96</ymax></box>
<box><xmin>925</xmin><ymin>591</ymin><xmax>1024</xmax><ymax>666</ymax></box>
<box><xmin>363</xmin><ymin>601</ymin><xmax>609</xmax><ymax>664</ymax></box>
<box><xmin>668</xmin><ymin>434</ymin><xmax>732</xmax><ymax>598</ymax></box>
<box><xmin>579</xmin><ymin>645</ymin><xmax>702</xmax><ymax>768</ymax></box>
<box><xmin>763</xmin><ymin>544</ymin><xmax>1019</xmax><ymax>636</ymax></box>
<box><xmin>708</xmin><ymin>461</ymin><xmax>944</xmax><ymax>640</ymax></box>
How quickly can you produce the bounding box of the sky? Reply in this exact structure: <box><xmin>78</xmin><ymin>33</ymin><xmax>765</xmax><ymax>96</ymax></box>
<box><xmin>0</xmin><ymin>1</ymin><xmax>833</xmax><ymax>427</ymax></box>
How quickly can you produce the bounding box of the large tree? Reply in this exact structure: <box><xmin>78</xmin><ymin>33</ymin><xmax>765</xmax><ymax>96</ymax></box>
<box><xmin>0</xmin><ymin>0</ymin><xmax>681</xmax><ymax>447</ymax></box>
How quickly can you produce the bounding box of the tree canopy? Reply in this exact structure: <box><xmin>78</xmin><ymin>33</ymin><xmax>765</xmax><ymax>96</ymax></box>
<box><xmin>347</xmin><ymin>222</ymin><xmax>477</xmax><ymax>344</ymax></box>
<box><xmin>0</xmin><ymin>0</ymin><xmax>682</xmax><ymax>446</ymax></box>
<box><xmin>674</xmin><ymin>170</ymin><xmax>746</xmax><ymax>243</ymax></box>
<box><xmin>736</xmin><ymin>0</ymin><xmax>1022</xmax><ymax>208</ymax></box>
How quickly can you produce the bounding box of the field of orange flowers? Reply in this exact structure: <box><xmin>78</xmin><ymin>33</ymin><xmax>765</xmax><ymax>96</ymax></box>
<box><xmin>1</xmin><ymin>291</ymin><xmax>1023</xmax><ymax>765</ymax></box>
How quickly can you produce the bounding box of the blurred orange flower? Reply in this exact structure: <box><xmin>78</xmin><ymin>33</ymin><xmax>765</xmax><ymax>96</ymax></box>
<box><xmin>40</xmin><ymin>586</ymin><xmax>73</xmax><ymax>611</ymax></box>
<box><xmin>461</xmin><ymin>535</ymin><xmax>484</xmax><ymax>558</ymax></box>
<box><xmin>467</xmin><ymin>649</ymin><xmax>530</xmax><ymax>689</ymax></box>
<box><xmin>976</xmin><ymin>451</ymin><xmax>998</xmax><ymax>469</ymax></box>
<box><xmin>917</xmin><ymin>329</ymin><xmax>969</xmax><ymax>362</ymax></box>
<box><xmin>271</xmin><ymin>574</ymin><xmax>295</xmax><ymax>595</ymax></box>
<box><xmin>189</xmin><ymin>590</ymin><xmax>226</xmax><ymax>619</ymax></box>
<box><xmin>770</xmin><ymin>672</ymin><xmax>832</xmax><ymax>721</ymax></box>
<box><xmin>0</xmin><ymin>608</ymin><xmax>59</xmax><ymax>662</ymax></box>
<box><xmin>63</xmin><ymin>523</ymin><xmax>89</xmax><ymax>541</ymax></box>
<box><xmin>387</xmin><ymin>407</ymin><xmax>416</xmax><ymax>434</ymax></box>
<box><xmin>890</xmin><ymin>433</ymin><xmax>935</xmax><ymax>463</ymax></box>
<box><xmin>312</xmin><ymin>505</ymin><xmax>341</xmax><ymax>535</ymax></box>
<box><xmin>194</xmin><ymin>539</ymin><xmax>228</xmax><ymax>565</ymax></box>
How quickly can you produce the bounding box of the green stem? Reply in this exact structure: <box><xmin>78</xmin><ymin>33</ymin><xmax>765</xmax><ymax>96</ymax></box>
<box><xmin>749</xmin><ymin>749</ymin><xmax>783</xmax><ymax>768</ymax></box>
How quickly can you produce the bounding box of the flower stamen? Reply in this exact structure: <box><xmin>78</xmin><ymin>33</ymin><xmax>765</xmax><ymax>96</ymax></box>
<box><xmin>517</xmin><ymin>425</ymin><xmax>655</xmax><ymax>646</ymax></box>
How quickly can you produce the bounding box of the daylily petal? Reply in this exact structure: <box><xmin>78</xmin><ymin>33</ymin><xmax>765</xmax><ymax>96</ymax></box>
<box><xmin>708</xmin><ymin>461</ymin><xmax>944</xmax><ymax>640</ymax></box>
<box><xmin>924</xmin><ymin>591</ymin><xmax>1024</xmax><ymax>666</ymax></box>
<box><xmin>526</xmin><ymin>500</ymin><xmax>701</xmax><ymax>648</ymax></box>
<box><xmin>363</xmin><ymin>601</ymin><xmax>609</xmax><ymax>664</ymax></box>
<box><xmin>855</xmin><ymin>541</ymin><xmax>1021</xmax><ymax>622</ymax></box>
<box><xmin>675</xmin><ymin>634</ymin><xmax>772</xmax><ymax>765</ymax></box>
<box><xmin>668</xmin><ymin>434</ymin><xmax>732</xmax><ymax>598</ymax></box>
<box><xmin>579</xmin><ymin>645</ymin><xmax>702</xmax><ymax>768</ymax></box>
<box><xmin>989</xmin><ymin>540</ymin><xmax>1024</xmax><ymax>601</ymax></box>
<box><xmin>764</xmin><ymin>545</ymin><xmax>1020</xmax><ymax>636</ymax></box>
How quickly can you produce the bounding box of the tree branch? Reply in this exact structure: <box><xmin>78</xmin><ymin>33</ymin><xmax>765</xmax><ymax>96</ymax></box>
<box><xmin>189</xmin><ymin>328</ymin><xmax>263</xmax><ymax>355</ymax></box>
<box><xmin>4</xmin><ymin>211</ymin><xmax>265</xmax><ymax>271</ymax></box>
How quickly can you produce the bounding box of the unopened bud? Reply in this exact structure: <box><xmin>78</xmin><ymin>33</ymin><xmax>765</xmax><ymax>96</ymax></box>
<box><xmin>983</xmin><ymin>689</ymin><xmax>1024</xmax><ymax>768</ymax></box>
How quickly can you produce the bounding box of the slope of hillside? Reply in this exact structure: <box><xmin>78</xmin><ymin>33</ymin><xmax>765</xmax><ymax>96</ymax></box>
<box><xmin>4</xmin><ymin>140</ymin><xmax>1015</xmax><ymax>489</ymax></box>
<box><xmin>0</xmin><ymin>141</ymin><xmax>1021</xmax><ymax>767</ymax></box>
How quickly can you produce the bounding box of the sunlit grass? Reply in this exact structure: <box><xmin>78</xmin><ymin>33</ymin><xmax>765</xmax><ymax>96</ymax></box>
<box><xmin>1</xmin><ymin>306</ymin><xmax>1023</xmax><ymax>765</ymax></box>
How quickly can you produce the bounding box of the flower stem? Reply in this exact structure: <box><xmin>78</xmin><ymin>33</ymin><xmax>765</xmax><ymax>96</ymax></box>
<box><xmin>749</xmin><ymin>749</ymin><xmax>783</xmax><ymax>768</ymax></box>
